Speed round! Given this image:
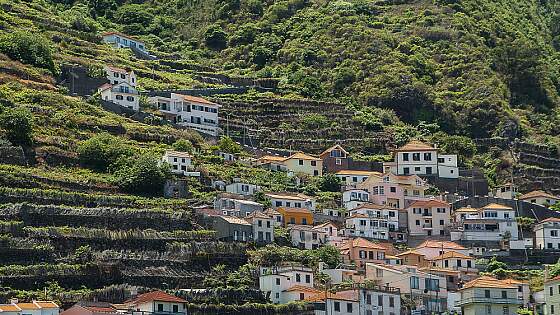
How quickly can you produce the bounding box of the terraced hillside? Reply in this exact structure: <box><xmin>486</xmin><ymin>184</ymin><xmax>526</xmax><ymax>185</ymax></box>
<box><xmin>216</xmin><ymin>96</ymin><xmax>394</xmax><ymax>153</ymax></box>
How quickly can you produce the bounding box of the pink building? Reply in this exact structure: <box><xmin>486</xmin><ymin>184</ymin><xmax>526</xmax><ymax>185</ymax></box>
<box><xmin>356</xmin><ymin>172</ymin><xmax>432</xmax><ymax>209</ymax></box>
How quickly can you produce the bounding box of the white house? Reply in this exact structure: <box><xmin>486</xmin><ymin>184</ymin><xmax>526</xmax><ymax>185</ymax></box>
<box><xmin>161</xmin><ymin>150</ymin><xmax>196</xmax><ymax>176</ymax></box>
<box><xmin>492</xmin><ymin>183</ymin><xmax>517</xmax><ymax>199</ymax></box>
<box><xmin>456</xmin><ymin>276</ymin><xmax>522</xmax><ymax>315</ymax></box>
<box><xmin>450</xmin><ymin>203</ymin><xmax>519</xmax><ymax>243</ymax></box>
<box><xmin>407</xmin><ymin>199</ymin><xmax>451</xmax><ymax>237</ymax></box>
<box><xmin>288</xmin><ymin>225</ymin><xmax>327</xmax><ymax>249</ymax></box>
<box><xmin>348</xmin><ymin>203</ymin><xmax>401</xmax><ymax>236</ymax></box>
<box><xmin>342</xmin><ymin>188</ymin><xmax>370</xmax><ymax>210</ymax></box>
<box><xmin>214</xmin><ymin>197</ymin><xmax>264</xmax><ymax>217</ymax></box>
<box><xmin>245</xmin><ymin>211</ymin><xmax>274</xmax><ymax>244</ymax></box>
<box><xmin>365</xmin><ymin>263</ymin><xmax>448</xmax><ymax>313</ymax></box>
<box><xmin>307</xmin><ymin>286</ymin><xmax>401</xmax><ymax>315</ymax></box>
<box><xmin>265</xmin><ymin>192</ymin><xmax>316</xmax><ymax>211</ymax></box>
<box><xmin>383</xmin><ymin>140</ymin><xmax>459</xmax><ymax>179</ymax></box>
<box><xmin>104</xmin><ymin>65</ymin><xmax>137</xmax><ymax>87</ymax></box>
<box><xmin>535</xmin><ymin>217</ymin><xmax>560</xmax><ymax>250</ymax></box>
<box><xmin>123</xmin><ymin>290</ymin><xmax>187</xmax><ymax>315</ymax></box>
<box><xmin>148</xmin><ymin>93</ymin><xmax>221</xmax><ymax>136</ymax></box>
<box><xmin>313</xmin><ymin>221</ymin><xmax>344</xmax><ymax>246</ymax></box>
<box><xmin>335</xmin><ymin>170</ymin><xmax>382</xmax><ymax>187</ymax></box>
<box><xmin>344</xmin><ymin>213</ymin><xmax>389</xmax><ymax>240</ymax></box>
<box><xmin>259</xmin><ymin>265</ymin><xmax>317</xmax><ymax>304</ymax></box>
<box><xmin>257</xmin><ymin>152</ymin><xmax>323</xmax><ymax>176</ymax></box>
<box><xmin>98</xmin><ymin>82</ymin><xmax>139</xmax><ymax>111</ymax></box>
<box><xmin>414</xmin><ymin>240</ymin><xmax>470</xmax><ymax>260</ymax></box>
<box><xmin>0</xmin><ymin>301</ymin><xmax>59</xmax><ymax>315</ymax></box>
<box><xmin>519</xmin><ymin>190</ymin><xmax>560</xmax><ymax>207</ymax></box>
<box><xmin>101</xmin><ymin>32</ymin><xmax>148</xmax><ymax>53</ymax></box>
<box><xmin>264</xmin><ymin>208</ymin><xmax>283</xmax><ymax>227</ymax></box>
<box><xmin>225</xmin><ymin>182</ymin><xmax>260</xmax><ymax>196</ymax></box>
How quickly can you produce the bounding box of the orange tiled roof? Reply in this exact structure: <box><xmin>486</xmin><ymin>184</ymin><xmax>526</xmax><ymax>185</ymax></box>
<box><xmin>284</xmin><ymin>285</ymin><xmax>322</xmax><ymax>294</ymax></box>
<box><xmin>519</xmin><ymin>190</ymin><xmax>559</xmax><ymax>201</ymax></box>
<box><xmin>125</xmin><ymin>291</ymin><xmax>187</xmax><ymax>304</ymax></box>
<box><xmin>431</xmin><ymin>251</ymin><xmax>472</xmax><ymax>260</ymax></box>
<box><xmin>461</xmin><ymin>276</ymin><xmax>517</xmax><ymax>290</ymax></box>
<box><xmin>395</xmin><ymin>140</ymin><xmax>436</xmax><ymax>152</ymax></box>
<box><xmin>408</xmin><ymin>199</ymin><xmax>449</xmax><ymax>208</ymax></box>
<box><xmin>16</xmin><ymin>303</ymin><xmax>40</xmax><ymax>310</ymax></box>
<box><xmin>179</xmin><ymin>94</ymin><xmax>218</xmax><ymax>106</ymax></box>
<box><xmin>278</xmin><ymin>207</ymin><xmax>313</xmax><ymax>215</ymax></box>
<box><xmin>335</xmin><ymin>170</ymin><xmax>382</xmax><ymax>176</ymax></box>
<box><xmin>305</xmin><ymin>290</ymin><xmax>358</xmax><ymax>302</ymax></box>
<box><xmin>0</xmin><ymin>305</ymin><xmax>21</xmax><ymax>312</ymax></box>
<box><xmin>539</xmin><ymin>217</ymin><xmax>560</xmax><ymax>224</ymax></box>
<box><xmin>33</xmin><ymin>302</ymin><xmax>58</xmax><ymax>309</ymax></box>
<box><xmin>417</xmin><ymin>240</ymin><xmax>466</xmax><ymax>250</ymax></box>
<box><xmin>287</xmin><ymin>152</ymin><xmax>321</xmax><ymax>161</ymax></box>
<box><xmin>482</xmin><ymin>203</ymin><xmax>513</xmax><ymax>210</ymax></box>
<box><xmin>339</xmin><ymin>237</ymin><xmax>387</xmax><ymax>250</ymax></box>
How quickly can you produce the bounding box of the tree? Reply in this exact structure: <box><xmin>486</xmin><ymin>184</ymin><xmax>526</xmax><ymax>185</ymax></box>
<box><xmin>0</xmin><ymin>31</ymin><xmax>55</xmax><ymax>73</ymax></box>
<box><xmin>114</xmin><ymin>152</ymin><xmax>171</xmax><ymax>195</ymax></box>
<box><xmin>172</xmin><ymin>139</ymin><xmax>193</xmax><ymax>153</ymax></box>
<box><xmin>77</xmin><ymin>133</ymin><xmax>134</xmax><ymax>172</ymax></box>
<box><xmin>318</xmin><ymin>174</ymin><xmax>341</xmax><ymax>192</ymax></box>
<box><xmin>310</xmin><ymin>245</ymin><xmax>341</xmax><ymax>269</ymax></box>
<box><xmin>0</xmin><ymin>107</ymin><xmax>33</xmax><ymax>146</ymax></box>
<box><xmin>218</xmin><ymin>136</ymin><xmax>241</xmax><ymax>154</ymax></box>
<box><xmin>486</xmin><ymin>256</ymin><xmax>507</xmax><ymax>272</ymax></box>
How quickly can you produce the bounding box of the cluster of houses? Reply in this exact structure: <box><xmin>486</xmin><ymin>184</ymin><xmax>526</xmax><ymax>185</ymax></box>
<box><xmin>92</xmin><ymin>31</ymin><xmax>560</xmax><ymax>314</ymax></box>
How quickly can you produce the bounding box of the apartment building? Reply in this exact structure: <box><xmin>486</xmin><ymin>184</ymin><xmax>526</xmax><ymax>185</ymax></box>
<box><xmin>535</xmin><ymin>217</ymin><xmax>560</xmax><ymax>250</ymax></box>
<box><xmin>456</xmin><ymin>276</ymin><xmax>523</xmax><ymax>315</ymax></box>
<box><xmin>450</xmin><ymin>203</ymin><xmax>519</xmax><ymax>242</ymax></box>
<box><xmin>407</xmin><ymin>199</ymin><xmax>451</xmax><ymax>237</ymax></box>
<box><xmin>259</xmin><ymin>265</ymin><xmax>317</xmax><ymax>304</ymax></box>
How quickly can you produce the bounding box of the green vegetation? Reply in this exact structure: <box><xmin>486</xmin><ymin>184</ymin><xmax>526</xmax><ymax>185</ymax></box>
<box><xmin>0</xmin><ymin>107</ymin><xmax>33</xmax><ymax>146</ymax></box>
<box><xmin>0</xmin><ymin>31</ymin><xmax>55</xmax><ymax>73</ymax></box>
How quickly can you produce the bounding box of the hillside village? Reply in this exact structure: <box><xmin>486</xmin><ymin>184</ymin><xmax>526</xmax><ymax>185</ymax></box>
<box><xmin>1</xmin><ymin>1</ymin><xmax>560</xmax><ymax>315</ymax></box>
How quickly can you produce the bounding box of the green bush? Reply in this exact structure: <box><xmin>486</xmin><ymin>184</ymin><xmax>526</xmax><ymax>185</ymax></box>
<box><xmin>0</xmin><ymin>31</ymin><xmax>55</xmax><ymax>73</ymax></box>
<box><xmin>77</xmin><ymin>133</ymin><xmax>134</xmax><ymax>172</ymax></box>
<box><xmin>205</xmin><ymin>25</ymin><xmax>228</xmax><ymax>50</ymax></box>
<box><xmin>172</xmin><ymin>139</ymin><xmax>193</xmax><ymax>153</ymax></box>
<box><xmin>0</xmin><ymin>107</ymin><xmax>33</xmax><ymax>146</ymax></box>
<box><xmin>113</xmin><ymin>153</ymin><xmax>171</xmax><ymax>195</ymax></box>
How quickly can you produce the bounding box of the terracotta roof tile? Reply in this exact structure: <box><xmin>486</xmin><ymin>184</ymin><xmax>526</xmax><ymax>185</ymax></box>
<box><xmin>519</xmin><ymin>190</ymin><xmax>559</xmax><ymax>201</ymax></box>
<box><xmin>287</xmin><ymin>152</ymin><xmax>321</xmax><ymax>161</ymax></box>
<box><xmin>125</xmin><ymin>291</ymin><xmax>187</xmax><ymax>304</ymax></box>
<box><xmin>305</xmin><ymin>290</ymin><xmax>358</xmax><ymax>302</ymax></box>
<box><xmin>407</xmin><ymin>199</ymin><xmax>449</xmax><ymax>208</ymax></box>
<box><xmin>431</xmin><ymin>251</ymin><xmax>472</xmax><ymax>260</ymax></box>
<box><xmin>395</xmin><ymin>140</ymin><xmax>436</xmax><ymax>152</ymax></box>
<box><xmin>339</xmin><ymin>237</ymin><xmax>387</xmax><ymax>250</ymax></box>
<box><xmin>284</xmin><ymin>285</ymin><xmax>322</xmax><ymax>294</ymax></box>
<box><xmin>461</xmin><ymin>276</ymin><xmax>517</xmax><ymax>289</ymax></box>
<box><xmin>417</xmin><ymin>240</ymin><xmax>466</xmax><ymax>250</ymax></box>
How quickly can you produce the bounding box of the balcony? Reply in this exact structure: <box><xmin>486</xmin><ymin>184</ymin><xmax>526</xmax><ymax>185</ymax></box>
<box><xmin>422</xmin><ymin>212</ymin><xmax>432</xmax><ymax>217</ymax></box>
<box><xmin>422</xmin><ymin>224</ymin><xmax>433</xmax><ymax>229</ymax></box>
<box><xmin>455</xmin><ymin>297</ymin><xmax>522</xmax><ymax>306</ymax></box>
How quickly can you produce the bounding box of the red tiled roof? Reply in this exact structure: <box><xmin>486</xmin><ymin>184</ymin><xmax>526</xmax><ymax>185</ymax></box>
<box><xmin>305</xmin><ymin>290</ymin><xmax>358</xmax><ymax>302</ymax></box>
<box><xmin>339</xmin><ymin>237</ymin><xmax>387</xmax><ymax>250</ymax></box>
<box><xmin>83</xmin><ymin>306</ymin><xmax>118</xmax><ymax>313</ymax></box>
<box><xmin>125</xmin><ymin>291</ymin><xmax>187</xmax><ymax>305</ymax></box>
<box><xmin>284</xmin><ymin>285</ymin><xmax>322</xmax><ymax>294</ymax></box>
<box><xmin>34</xmin><ymin>302</ymin><xmax>58</xmax><ymax>309</ymax></box>
<box><xmin>539</xmin><ymin>217</ymin><xmax>560</xmax><ymax>224</ymax></box>
<box><xmin>461</xmin><ymin>276</ymin><xmax>517</xmax><ymax>289</ymax></box>
<box><xmin>519</xmin><ymin>190</ymin><xmax>559</xmax><ymax>201</ymax></box>
<box><xmin>98</xmin><ymin>83</ymin><xmax>112</xmax><ymax>91</ymax></box>
<box><xmin>106</xmin><ymin>65</ymin><xmax>128</xmax><ymax>73</ymax></box>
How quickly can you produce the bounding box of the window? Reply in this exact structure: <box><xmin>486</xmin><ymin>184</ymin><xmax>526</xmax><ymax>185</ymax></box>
<box><xmin>412</xmin><ymin>153</ymin><xmax>421</xmax><ymax>161</ymax></box>
<box><xmin>276</xmin><ymin>278</ymin><xmax>280</xmax><ymax>285</ymax></box>
<box><xmin>366</xmin><ymin>294</ymin><xmax>371</xmax><ymax>304</ymax></box>
<box><xmin>552</xmin><ymin>230</ymin><xmax>559</xmax><ymax>237</ymax></box>
<box><xmin>457</xmin><ymin>260</ymin><xmax>462</xmax><ymax>267</ymax></box>
<box><xmin>415</xmin><ymin>167</ymin><xmax>421</xmax><ymax>172</ymax></box>
<box><xmin>314</xmin><ymin>170</ymin><xmax>319</xmax><ymax>176</ymax></box>
<box><xmin>346</xmin><ymin>303</ymin><xmax>352</xmax><ymax>313</ymax></box>
<box><xmin>467</xmin><ymin>260</ymin><xmax>472</xmax><ymax>268</ymax></box>
<box><xmin>298</xmin><ymin>159</ymin><xmax>304</xmax><ymax>165</ymax></box>
<box><xmin>426</xmin><ymin>167</ymin><xmax>432</xmax><ymax>174</ymax></box>
<box><xmin>486</xmin><ymin>305</ymin><xmax>491</xmax><ymax>315</ymax></box>
<box><xmin>172</xmin><ymin>305</ymin><xmax>178</xmax><ymax>313</ymax></box>
<box><xmin>424</xmin><ymin>152</ymin><xmax>432</xmax><ymax>161</ymax></box>
<box><xmin>290</xmin><ymin>218</ymin><xmax>295</xmax><ymax>224</ymax></box>
<box><xmin>410</xmin><ymin>276</ymin><xmax>419</xmax><ymax>289</ymax></box>
<box><xmin>353</xmin><ymin>176</ymin><xmax>358</xmax><ymax>182</ymax></box>
<box><xmin>312</xmin><ymin>232</ymin><xmax>317</xmax><ymax>240</ymax></box>
<box><xmin>157</xmin><ymin>304</ymin><xmax>164</xmax><ymax>312</ymax></box>
<box><xmin>333</xmin><ymin>301</ymin><xmax>340</xmax><ymax>312</ymax></box>
<box><xmin>275</xmin><ymin>201</ymin><xmax>282</xmax><ymax>207</ymax></box>
<box><xmin>402</xmin><ymin>153</ymin><xmax>409</xmax><ymax>161</ymax></box>
<box><xmin>378</xmin><ymin>295</ymin><xmax>383</xmax><ymax>306</ymax></box>
<box><xmin>416</xmin><ymin>220</ymin><xmax>420</xmax><ymax>226</ymax></box>
<box><xmin>439</xmin><ymin>220</ymin><xmax>444</xmax><ymax>226</ymax></box>
<box><xmin>299</xmin><ymin>293</ymin><xmax>304</xmax><ymax>300</ymax></box>
<box><xmin>403</xmin><ymin>167</ymin><xmax>410</xmax><ymax>175</ymax></box>
<box><xmin>501</xmin><ymin>291</ymin><xmax>507</xmax><ymax>299</ymax></box>
<box><xmin>485</xmin><ymin>290</ymin><xmax>491</xmax><ymax>298</ymax></box>
<box><xmin>306</xmin><ymin>274</ymin><xmax>311</xmax><ymax>283</ymax></box>
<box><xmin>311</xmin><ymin>161</ymin><xmax>316</xmax><ymax>166</ymax></box>
<box><xmin>302</xmin><ymin>218</ymin><xmax>307</xmax><ymax>225</ymax></box>
<box><xmin>258</xmin><ymin>220</ymin><xmax>262</xmax><ymax>227</ymax></box>
<box><xmin>296</xmin><ymin>273</ymin><xmax>301</xmax><ymax>282</ymax></box>
<box><xmin>503</xmin><ymin>307</ymin><xmax>509</xmax><ymax>315</ymax></box>
<box><xmin>286</xmin><ymin>202</ymin><xmax>291</xmax><ymax>207</ymax></box>
<box><xmin>551</xmin><ymin>286</ymin><xmax>555</xmax><ymax>296</ymax></box>
<box><xmin>552</xmin><ymin>305</ymin><xmax>555</xmax><ymax>314</ymax></box>
<box><xmin>390</xmin><ymin>187</ymin><xmax>396</xmax><ymax>193</ymax></box>
<box><xmin>116</xmin><ymin>95</ymin><xmax>123</xmax><ymax>100</ymax></box>
<box><xmin>335</xmin><ymin>158</ymin><xmax>342</xmax><ymax>165</ymax></box>
<box><xmin>389</xmin><ymin>211</ymin><xmax>395</xmax><ymax>217</ymax></box>
<box><xmin>389</xmin><ymin>297</ymin><xmax>394</xmax><ymax>307</ymax></box>
<box><xmin>425</xmin><ymin>278</ymin><xmax>439</xmax><ymax>291</ymax></box>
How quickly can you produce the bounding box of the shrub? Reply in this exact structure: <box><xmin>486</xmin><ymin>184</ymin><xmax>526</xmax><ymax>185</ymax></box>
<box><xmin>172</xmin><ymin>139</ymin><xmax>193</xmax><ymax>153</ymax></box>
<box><xmin>318</xmin><ymin>174</ymin><xmax>341</xmax><ymax>192</ymax></box>
<box><xmin>113</xmin><ymin>153</ymin><xmax>171</xmax><ymax>195</ymax></box>
<box><xmin>205</xmin><ymin>25</ymin><xmax>228</xmax><ymax>50</ymax></box>
<box><xmin>0</xmin><ymin>107</ymin><xmax>33</xmax><ymax>146</ymax></box>
<box><xmin>0</xmin><ymin>31</ymin><xmax>55</xmax><ymax>73</ymax></box>
<box><xmin>77</xmin><ymin>133</ymin><xmax>134</xmax><ymax>172</ymax></box>
<box><xmin>218</xmin><ymin>136</ymin><xmax>241</xmax><ymax>154</ymax></box>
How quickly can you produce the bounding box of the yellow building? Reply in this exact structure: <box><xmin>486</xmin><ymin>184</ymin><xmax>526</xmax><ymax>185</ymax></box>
<box><xmin>457</xmin><ymin>276</ymin><xmax>522</xmax><ymax>315</ymax></box>
<box><xmin>257</xmin><ymin>152</ymin><xmax>323</xmax><ymax>176</ymax></box>
<box><xmin>277</xmin><ymin>207</ymin><xmax>314</xmax><ymax>226</ymax></box>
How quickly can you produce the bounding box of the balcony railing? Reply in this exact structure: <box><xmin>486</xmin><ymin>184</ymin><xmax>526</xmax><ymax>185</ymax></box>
<box><xmin>422</xmin><ymin>224</ymin><xmax>433</xmax><ymax>229</ymax></box>
<box><xmin>455</xmin><ymin>297</ymin><xmax>522</xmax><ymax>306</ymax></box>
<box><xmin>422</xmin><ymin>212</ymin><xmax>433</xmax><ymax>217</ymax></box>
